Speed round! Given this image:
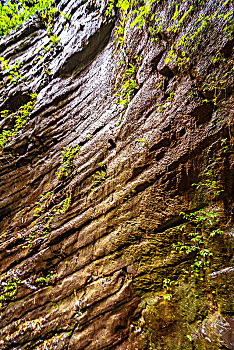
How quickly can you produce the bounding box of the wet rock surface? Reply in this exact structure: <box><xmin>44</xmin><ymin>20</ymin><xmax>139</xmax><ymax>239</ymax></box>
<box><xmin>0</xmin><ymin>0</ymin><xmax>233</xmax><ymax>349</ymax></box>
<box><xmin>199</xmin><ymin>313</ymin><xmax>234</xmax><ymax>349</ymax></box>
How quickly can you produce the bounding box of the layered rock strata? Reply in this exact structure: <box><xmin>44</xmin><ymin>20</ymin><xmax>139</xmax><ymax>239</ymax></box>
<box><xmin>0</xmin><ymin>0</ymin><xmax>233</xmax><ymax>349</ymax></box>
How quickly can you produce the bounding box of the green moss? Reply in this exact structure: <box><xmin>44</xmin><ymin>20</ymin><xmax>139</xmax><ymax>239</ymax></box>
<box><xmin>0</xmin><ymin>92</ymin><xmax>37</xmax><ymax>152</ymax></box>
<box><xmin>130</xmin><ymin>161</ymin><xmax>231</xmax><ymax>348</ymax></box>
<box><xmin>0</xmin><ymin>0</ymin><xmax>56</xmax><ymax>38</ymax></box>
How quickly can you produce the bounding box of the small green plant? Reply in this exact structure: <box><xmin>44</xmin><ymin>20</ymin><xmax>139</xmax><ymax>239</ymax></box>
<box><xmin>131</xmin><ymin>0</ymin><xmax>161</xmax><ymax>29</ymax></box>
<box><xmin>192</xmin><ymin>170</ymin><xmax>224</xmax><ymax>198</ymax></box>
<box><xmin>167</xmin><ymin>5</ymin><xmax>194</xmax><ymax>34</ymax></box>
<box><xmin>44</xmin><ymin>192</ymin><xmax>72</xmax><ymax>228</ymax></box>
<box><xmin>0</xmin><ymin>277</ymin><xmax>21</xmax><ymax>310</ymax></box>
<box><xmin>135</xmin><ymin>137</ymin><xmax>145</xmax><ymax>142</ymax></box>
<box><xmin>0</xmin><ymin>56</ymin><xmax>8</xmax><ymax>70</ymax></box>
<box><xmin>36</xmin><ymin>270</ymin><xmax>56</xmax><ymax>285</ymax></box>
<box><xmin>29</xmin><ymin>142</ymin><xmax>77</xmax><ymax>247</ymax></box>
<box><xmin>88</xmin><ymin>163</ymin><xmax>106</xmax><ymax>199</ymax></box>
<box><xmin>0</xmin><ymin>0</ymin><xmax>56</xmax><ymax>38</ymax></box>
<box><xmin>163</xmin><ymin>278</ymin><xmax>181</xmax><ymax>298</ymax></box>
<box><xmin>186</xmin><ymin>334</ymin><xmax>193</xmax><ymax>342</ymax></box>
<box><xmin>105</xmin><ymin>0</ymin><xmax>115</xmax><ymax>17</ymax></box>
<box><xmin>0</xmin><ymin>110</ymin><xmax>9</xmax><ymax>119</ymax></box>
<box><xmin>116</xmin><ymin>117</ymin><xmax>121</xmax><ymax>127</ymax></box>
<box><xmin>170</xmin><ymin>174</ymin><xmax>224</xmax><ymax>284</ymax></box>
<box><xmin>52</xmin><ymin>195</ymin><xmax>71</xmax><ymax>215</ymax></box>
<box><xmin>220</xmin><ymin>138</ymin><xmax>229</xmax><ymax>153</ymax></box>
<box><xmin>0</xmin><ymin>56</ymin><xmax>24</xmax><ymax>84</ymax></box>
<box><xmin>201</xmin><ymin>61</ymin><xmax>233</xmax><ymax>105</ymax></box>
<box><xmin>90</xmin><ymin>170</ymin><xmax>106</xmax><ymax>189</ymax></box>
<box><xmin>114</xmin><ymin>57</ymin><xmax>139</xmax><ymax>108</ymax></box>
<box><xmin>60</xmin><ymin>11</ymin><xmax>71</xmax><ymax>22</ymax></box>
<box><xmin>56</xmin><ymin>145</ymin><xmax>80</xmax><ymax>179</ymax></box>
<box><xmin>23</xmin><ymin>228</ymin><xmax>43</xmax><ymax>249</ymax></box>
<box><xmin>124</xmin><ymin>189</ymin><xmax>136</xmax><ymax>200</ymax></box>
<box><xmin>162</xmin><ymin>293</ymin><xmax>172</xmax><ymax>301</ymax></box>
<box><xmin>42</xmin><ymin>45</ymin><xmax>51</xmax><ymax>54</ymax></box>
<box><xmin>38</xmin><ymin>1</ymin><xmax>57</xmax><ymax>33</ymax></box>
<box><xmin>0</xmin><ymin>92</ymin><xmax>37</xmax><ymax>152</ymax></box>
<box><xmin>44</xmin><ymin>68</ymin><xmax>51</xmax><ymax>75</ymax></box>
<box><xmin>114</xmin><ymin>17</ymin><xmax>126</xmax><ymax>48</ymax></box>
<box><xmin>25</xmin><ymin>189</ymin><xmax>71</xmax><ymax>248</ymax></box>
<box><xmin>49</xmin><ymin>34</ymin><xmax>60</xmax><ymax>46</ymax></box>
<box><xmin>162</xmin><ymin>278</ymin><xmax>175</xmax><ymax>300</ymax></box>
<box><xmin>33</xmin><ymin>191</ymin><xmax>54</xmax><ymax>217</ymax></box>
<box><xmin>160</xmin><ymin>0</ymin><xmax>233</xmax><ymax>70</ymax></box>
<box><xmin>171</xmin><ymin>210</ymin><xmax>219</xmax><ymax>281</ymax></box>
<box><xmin>211</xmin><ymin>50</ymin><xmax>225</xmax><ymax>65</ymax></box>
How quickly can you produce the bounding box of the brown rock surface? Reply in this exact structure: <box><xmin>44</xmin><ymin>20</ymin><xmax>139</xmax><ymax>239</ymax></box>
<box><xmin>0</xmin><ymin>0</ymin><xmax>233</xmax><ymax>349</ymax></box>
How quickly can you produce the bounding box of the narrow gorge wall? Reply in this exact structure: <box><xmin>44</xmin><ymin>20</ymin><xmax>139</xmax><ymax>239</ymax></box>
<box><xmin>0</xmin><ymin>0</ymin><xmax>233</xmax><ymax>349</ymax></box>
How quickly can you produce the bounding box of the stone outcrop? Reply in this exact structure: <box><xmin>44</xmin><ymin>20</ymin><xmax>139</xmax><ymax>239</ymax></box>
<box><xmin>0</xmin><ymin>0</ymin><xmax>233</xmax><ymax>349</ymax></box>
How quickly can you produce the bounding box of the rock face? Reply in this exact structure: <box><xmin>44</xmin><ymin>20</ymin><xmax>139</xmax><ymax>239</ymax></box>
<box><xmin>0</xmin><ymin>0</ymin><xmax>233</xmax><ymax>349</ymax></box>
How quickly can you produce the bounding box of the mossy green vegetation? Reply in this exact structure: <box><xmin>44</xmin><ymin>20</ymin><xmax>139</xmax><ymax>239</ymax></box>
<box><xmin>0</xmin><ymin>0</ymin><xmax>56</xmax><ymax>37</ymax></box>
<box><xmin>0</xmin><ymin>277</ymin><xmax>21</xmax><ymax>313</ymax></box>
<box><xmin>25</xmin><ymin>145</ymin><xmax>80</xmax><ymax>248</ymax></box>
<box><xmin>114</xmin><ymin>57</ymin><xmax>139</xmax><ymax>108</ymax></box>
<box><xmin>88</xmin><ymin>162</ymin><xmax>107</xmax><ymax>199</ymax></box>
<box><xmin>106</xmin><ymin>0</ymin><xmax>233</xmax><ymax>116</ymax></box>
<box><xmin>130</xmin><ymin>157</ymin><xmax>232</xmax><ymax>348</ymax></box>
<box><xmin>0</xmin><ymin>92</ymin><xmax>37</xmax><ymax>152</ymax></box>
<box><xmin>35</xmin><ymin>270</ymin><xmax>56</xmax><ymax>285</ymax></box>
<box><xmin>0</xmin><ymin>57</ymin><xmax>23</xmax><ymax>84</ymax></box>
<box><xmin>33</xmin><ymin>190</ymin><xmax>55</xmax><ymax>217</ymax></box>
<box><xmin>56</xmin><ymin>145</ymin><xmax>80</xmax><ymax>179</ymax></box>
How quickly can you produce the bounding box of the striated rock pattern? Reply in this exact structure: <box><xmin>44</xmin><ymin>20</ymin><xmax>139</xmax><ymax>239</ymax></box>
<box><xmin>0</xmin><ymin>0</ymin><xmax>233</xmax><ymax>349</ymax></box>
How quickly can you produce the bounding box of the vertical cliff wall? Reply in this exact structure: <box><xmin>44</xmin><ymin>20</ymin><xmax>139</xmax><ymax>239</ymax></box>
<box><xmin>0</xmin><ymin>0</ymin><xmax>233</xmax><ymax>349</ymax></box>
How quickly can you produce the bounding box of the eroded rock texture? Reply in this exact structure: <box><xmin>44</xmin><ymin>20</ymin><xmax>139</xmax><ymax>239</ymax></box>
<box><xmin>0</xmin><ymin>0</ymin><xmax>233</xmax><ymax>349</ymax></box>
